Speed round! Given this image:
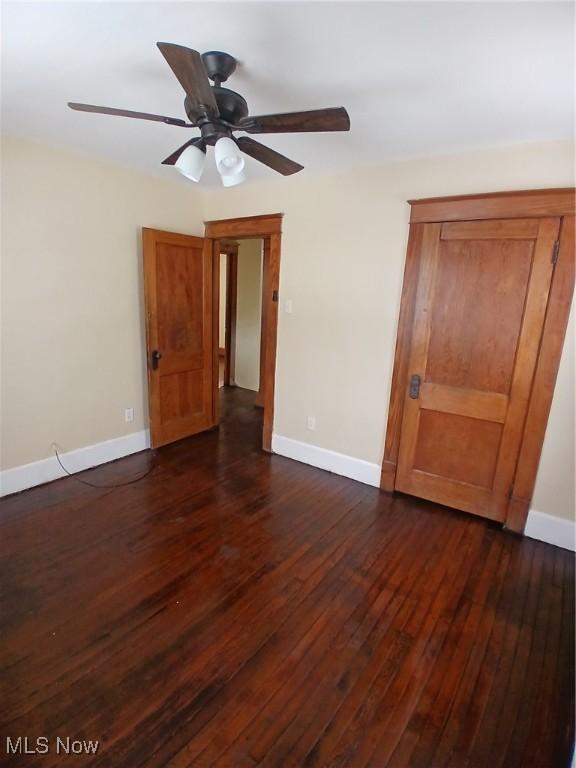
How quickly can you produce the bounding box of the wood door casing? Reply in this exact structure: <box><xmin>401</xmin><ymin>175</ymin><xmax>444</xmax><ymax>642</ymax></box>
<box><xmin>395</xmin><ymin>217</ymin><xmax>560</xmax><ymax>522</ymax></box>
<box><xmin>143</xmin><ymin>228</ymin><xmax>214</xmax><ymax>448</ymax></box>
<box><xmin>205</xmin><ymin>214</ymin><xmax>283</xmax><ymax>453</ymax></box>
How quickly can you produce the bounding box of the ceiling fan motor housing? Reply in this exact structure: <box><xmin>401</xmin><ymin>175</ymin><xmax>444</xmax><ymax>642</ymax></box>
<box><xmin>184</xmin><ymin>87</ymin><xmax>248</xmax><ymax>144</ymax></box>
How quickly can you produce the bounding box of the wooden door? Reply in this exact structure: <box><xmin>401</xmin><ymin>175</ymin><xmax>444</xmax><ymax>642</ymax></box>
<box><xmin>143</xmin><ymin>228</ymin><xmax>214</xmax><ymax>447</ymax></box>
<box><xmin>395</xmin><ymin>217</ymin><xmax>560</xmax><ymax>521</ymax></box>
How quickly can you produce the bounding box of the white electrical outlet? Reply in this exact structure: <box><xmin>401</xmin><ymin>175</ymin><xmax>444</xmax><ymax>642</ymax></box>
<box><xmin>307</xmin><ymin>415</ymin><xmax>316</xmax><ymax>431</ymax></box>
<box><xmin>285</xmin><ymin>299</ymin><xmax>293</xmax><ymax>314</ymax></box>
<box><xmin>125</xmin><ymin>408</ymin><xmax>134</xmax><ymax>423</ymax></box>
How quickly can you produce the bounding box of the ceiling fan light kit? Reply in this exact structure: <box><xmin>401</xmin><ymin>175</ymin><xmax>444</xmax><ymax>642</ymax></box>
<box><xmin>68</xmin><ymin>44</ymin><xmax>351</xmax><ymax>187</ymax></box>
<box><xmin>221</xmin><ymin>168</ymin><xmax>246</xmax><ymax>187</ymax></box>
<box><xmin>174</xmin><ymin>141</ymin><xmax>206</xmax><ymax>182</ymax></box>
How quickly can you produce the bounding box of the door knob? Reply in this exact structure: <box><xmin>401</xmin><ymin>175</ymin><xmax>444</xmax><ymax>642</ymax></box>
<box><xmin>409</xmin><ymin>374</ymin><xmax>421</xmax><ymax>399</ymax></box>
<box><xmin>151</xmin><ymin>350</ymin><xmax>162</xmax><ymax>370</ymax></box>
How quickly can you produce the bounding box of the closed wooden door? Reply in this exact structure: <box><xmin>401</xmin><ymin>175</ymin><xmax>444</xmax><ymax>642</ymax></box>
<box><xmin>396</xmin><ymin>217</ymin><xmax>560</xmax><ymax>521</ymax></box>
<box><xmin>143</xmin><ymin>228</ymin><xmax>214</xmax><ymax>447</ymax></box>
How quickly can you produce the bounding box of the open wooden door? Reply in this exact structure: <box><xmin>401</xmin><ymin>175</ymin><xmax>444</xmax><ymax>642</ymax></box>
<box><xmin>143</xmin><ymin>228</ymin><xmax>214</xmax><ymax>448</ymax></box>
<box><xmin>395</xmin><ymin>217</ymin><xmax>560</xmax><ymax>522</ymax></box>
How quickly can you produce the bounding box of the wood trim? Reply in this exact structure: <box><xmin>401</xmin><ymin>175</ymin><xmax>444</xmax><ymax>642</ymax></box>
<box><xmin>219</xmin><ymin>239</ymin><xmax>239</xmax><ymax>255</ymax></box>
<box><xmin>224</xmin><ymin>247</ymin><xmax>238</xmax><ymax>387</ymax></box>
<box><xmin>410</xmin><ymin>188</ymin><xmax>575</xmax><ymax>223</ymax></box>
<box><xmin>380</xmin><ymin>223</ymin><xmax>424</xmax><ymax>491</ymax></box>
<box><xmin>205</xmin><ymin>213</ymin><xmax>283</xmax><ymax>239</ymax></box>
<box><xmin>383</xmin><ymin>191</ymin><xmax>575</xmax><ymax>534</ymax></box>
<box><xmin>262</xmin><ymin>233</ymin><xmax>281</xmax><ymax>452</ymax></box>
<box><xmin>205</xmin><ymin>217</ymin><xmax>282</xmax><ymax>453</ymax></box>
<box><xmin>441</xmin><ymin>219</ymin><xmax>540</xmax><ymax>240</ymax></box>
<box><xmin>210</xmin><ymin>239</ymin><xmax>220</xmax><ymax>428</ymax></box>
<box><xmin>419</xmin><ymin>383</ymin><xmax>509</xmax><ymax>424</ymax></box>
<box><xmin>505</xmin><ymin>215</ymin><xmax>575</xmax><ymax>532</ymax></box>
<box><xmin>255</xmin><ymin>238</ymin><xmax>270</xmax><ymax>408</ymax></box>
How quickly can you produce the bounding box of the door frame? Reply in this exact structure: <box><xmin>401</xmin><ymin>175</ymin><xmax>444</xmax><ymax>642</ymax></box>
<box><xmin>204</xmin><ymin>213</ymin><xmax>283</xmax><ymax>452</ymax></box>
<box><xmin>381</xmin><ymin>188</ymin><xmax>575</xmax><ymax>533</ymax></box>
<box><xmin>219</xmin><ymin>240</ymin><xmax>239</xmax><ymax>386</ymax></box>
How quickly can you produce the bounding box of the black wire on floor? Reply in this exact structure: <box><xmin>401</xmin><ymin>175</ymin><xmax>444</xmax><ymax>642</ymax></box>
<box><xmin>52</xmin><ymin>444</ymin><xmax>155</xmax><ymax>489</ymax></box>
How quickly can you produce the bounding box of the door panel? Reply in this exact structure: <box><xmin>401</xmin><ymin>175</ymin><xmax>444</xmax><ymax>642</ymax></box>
<box><xmin>396</xmin><ymin>217</ymin><xmax>560</xmax><ymax>521</ymax></box>
<box><xmin>143</xmin><ymin>228</ymin><xmax>214</xmax><ymax>448</ymax></box>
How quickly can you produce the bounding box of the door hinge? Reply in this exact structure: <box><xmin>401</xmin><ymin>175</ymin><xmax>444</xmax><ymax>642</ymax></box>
<box><xmin>552</xmin><ymin>240</ymin><xmax>560</xmax><ymax>265</ymax></box>
<box><xmin>272</xmin><ymin>290</ymin><xmax>279</xmax><ymax>302</ymax></box>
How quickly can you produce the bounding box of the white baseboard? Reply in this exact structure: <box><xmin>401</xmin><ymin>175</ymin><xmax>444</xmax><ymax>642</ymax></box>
<box><xmin>525</xmin><ymin>508</ymin><xmax>575</xmax><ymax>552</ymax></box>
<box><xmin>271</xmin><ymin>434</ymin><xmax>381</xmax><ymax>488</ymax></box>
<box><xmin>271</xmin><ymin>434</ymin><xmax>575</xmax><ymax>551</ymax></box>
<box><xmin>0</xmin><ymin>430</ymin><xmax>151</xmax><ymax>497</ymax></box>
<box><xmin>4</xmin><ymin>431</ymin><xmax>573</xmax><ymax>552</ymax></box>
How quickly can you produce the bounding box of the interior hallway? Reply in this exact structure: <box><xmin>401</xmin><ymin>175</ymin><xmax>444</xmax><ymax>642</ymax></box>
<box><xmin>0</xmin><ymin>386</ymin><xmax>573</xmax><ymax>767</ymax></box>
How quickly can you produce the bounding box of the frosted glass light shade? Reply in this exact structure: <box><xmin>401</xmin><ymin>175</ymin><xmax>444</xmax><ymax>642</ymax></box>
<box><xmin>175</xmin><ymin>144</ymin><xmax>206</xmax><ymax>182</ymax></box>
<box><xmin>221</xmin><ymin>168</ymin><xmax>246</xmax><ymax>187</ymax></box>
<box><xmin>214</xmin><ymin>137</ymin><xmax>245</xmax><ymax>176</ymax></box>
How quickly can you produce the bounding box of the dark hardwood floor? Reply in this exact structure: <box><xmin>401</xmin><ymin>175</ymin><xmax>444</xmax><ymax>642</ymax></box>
<box><xmin>0</xmin><ymin>386</ymin><xmax>574</xmax><ymax>767</ymax></box>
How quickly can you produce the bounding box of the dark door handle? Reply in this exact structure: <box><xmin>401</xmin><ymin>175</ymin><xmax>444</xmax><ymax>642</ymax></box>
<box><xmin>151</xmin><ymin>350</ymin><xmax>162</xmax><ymax>370</ymax></box>
<box><xmin>409</xmin><ymin>374</ymin><xmax>421</xmax><ymax>399</ymax></box>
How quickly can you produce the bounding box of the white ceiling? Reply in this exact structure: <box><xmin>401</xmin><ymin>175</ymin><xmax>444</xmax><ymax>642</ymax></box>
<box><xmin>2</xmin><ymin>1</ymin><xmax>574</xmax><ymax>187</ymax></box>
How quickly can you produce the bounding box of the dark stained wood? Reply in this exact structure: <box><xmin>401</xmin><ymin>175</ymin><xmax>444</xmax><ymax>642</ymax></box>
<box><xmin>410</xmin><ymin>188</ymin><xmax>575</xmax><ymax>223</ymax></box>
<box><xmin>237</xmin><ymin>137</ymin><xmax>304</xmax><ymax>176</ymax></box>
<box><xmin>0</xmin><ymin>388</ymin><xmax>573</xmax><ymax>768</ymax></box>
<box><xmin>156</xmin><ymin>43</ymin><xmax>218</xmax><ymax>116</ymax></box>
<box><xmin>67</xmin><ymin>102</ymin><xmax>190</xmax><ymax>127</ymax></box>
<box><xmin>239</xmin><ymin>107</ymin><xmax>350</xmax><ymax>134</ymax></box>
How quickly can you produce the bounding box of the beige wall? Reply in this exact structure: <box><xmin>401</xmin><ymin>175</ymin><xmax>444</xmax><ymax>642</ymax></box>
<box><xmin>203</xmin><ymin>140</ymin><xmax>575</xmax><ymax>522</ymax></box>
<box><xmin>234</xmin><ymin>239</ymin><xmax>262</xmax><ymax>392</ymax></box>
<box><xmin>2</xmin><ymin>136</ymin><xmax>574</xmax><ymax>525</ymax></box>
<box><xmin>1</xmin><ymin>136</ymin><xmax>203</xmax><ymax>469</ymax></box>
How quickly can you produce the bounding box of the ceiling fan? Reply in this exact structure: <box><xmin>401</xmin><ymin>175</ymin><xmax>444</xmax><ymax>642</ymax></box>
<box><xmin>68</xmin><ymin>43</ymin><xmax>351</xmax><ymax>186</ymax></box>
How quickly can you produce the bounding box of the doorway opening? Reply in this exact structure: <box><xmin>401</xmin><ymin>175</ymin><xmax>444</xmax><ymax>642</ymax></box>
<box><xmin>218</xmin><ymin>238</ymin><xmax>265</xmax><ymax>449</ymax></box>
<box><xmin>218</xmin><ymin>238</ymin><xmax>264</xmax><ymax>399</ymax></box>
<box><xmin>206</xmin><ymin>213</ymin><xmax>283</xmax><ymax>452</ymax></box>
<box><xmin>142</xmin><ymin>215</ymin><xmax>282</xmax><ymax>453</ymax></box>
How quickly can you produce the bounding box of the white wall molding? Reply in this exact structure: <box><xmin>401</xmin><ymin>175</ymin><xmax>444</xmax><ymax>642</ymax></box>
<box><xmin>4</xmin><ymin>432</ymin><xmax>573</xmax><ymax>553</ymax></box>
<box><xmin>525</xmin><ymin>508</ymin><xmax>575</xmax><ymax>552</ymax></box>
<box><xmin>271</xmin><ymin>434</ymin><xmax>381</xmax><ymax>488</ymax></box>
<box><xmin>272</xmin><ymin>434</ymin><xmax>575</xmax><ymax>551</ymax></box>
<box><xmin>0</xmin><ymin>430</ymin><xmax>150</xmax><ymax>497</ymax></box>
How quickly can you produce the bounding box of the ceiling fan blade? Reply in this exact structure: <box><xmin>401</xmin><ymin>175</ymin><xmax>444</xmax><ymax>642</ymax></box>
<box><xmin>239</xmin><ymin>107</ymin><xmax>350</xmax><ymax>134</ymax></box>
<box><xmin>157</xmin><ymin>42</ymin><xmax>218</xmax><ymax>116</ymax></box>
<box><xmin>68</xmin><ymin>102</ymin><xmax>190</xmax><ymax>126</ymax></box>
<box><xmin>161</xmin><ymin>138</ymin><xmax>205</xmax><ymax>165</ymax></box>
<box><xmin>237</xmin><ymin>137</ymin><xmax>303</xmax><ymax>176</ymax></box>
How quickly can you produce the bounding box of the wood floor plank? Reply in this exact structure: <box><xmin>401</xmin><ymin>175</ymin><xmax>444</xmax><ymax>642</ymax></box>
<box><xmin>0</xmin><ymin>387</ymin><xmax>573</xmax><ymax>768</ymax></box>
